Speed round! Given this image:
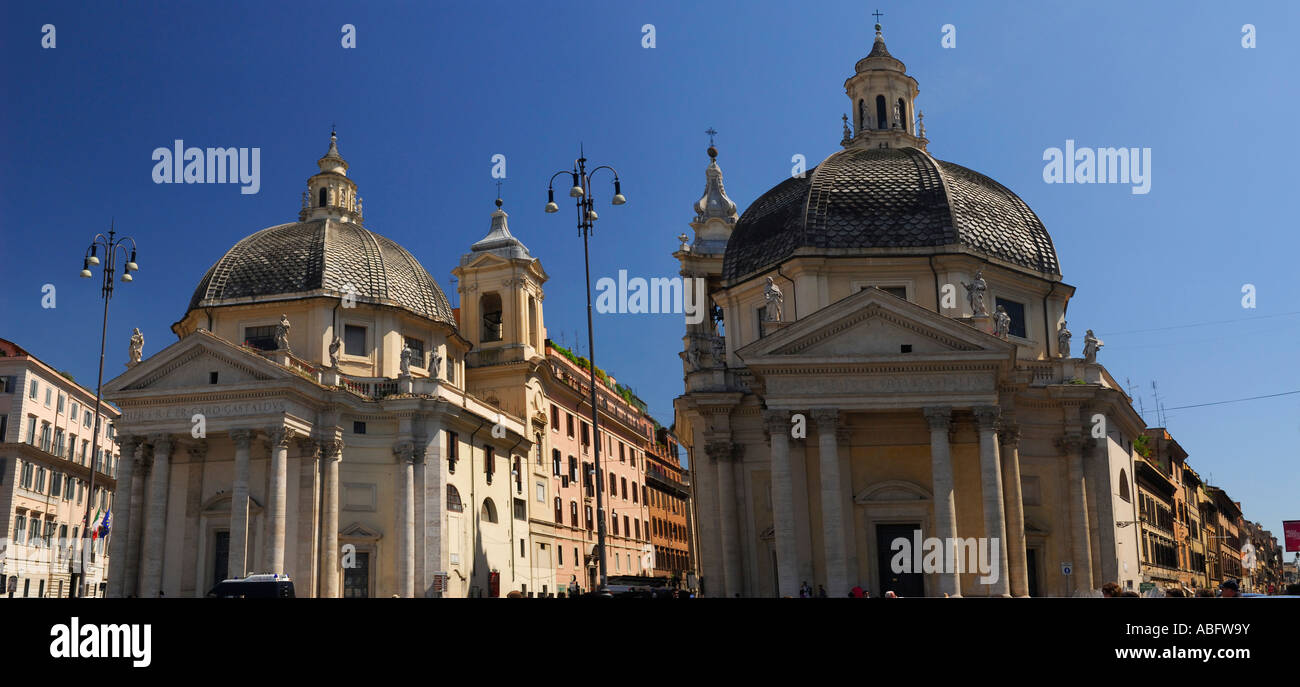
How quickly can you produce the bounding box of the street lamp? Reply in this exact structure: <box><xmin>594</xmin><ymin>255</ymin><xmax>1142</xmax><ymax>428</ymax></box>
<box><xmin>73</xmin><ymin>221</ymin><xmax>139</xmax><ymax>597</ymax></box>
<box><xmin>544</xmin><ymin>148</ymin><xmax>625</xmax><ymax>592</ymax></box>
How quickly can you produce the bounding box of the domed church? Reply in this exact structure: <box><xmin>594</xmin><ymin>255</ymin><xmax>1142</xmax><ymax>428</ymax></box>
<box><xmin>675</xmin><ymin>25</ymin><xmax>1145</xmax><ymax>597</ymax></box>
<box><xmin>102</xmin><ymin>133</ymin><xmax>675</xmax><ymax>598</ymax></box>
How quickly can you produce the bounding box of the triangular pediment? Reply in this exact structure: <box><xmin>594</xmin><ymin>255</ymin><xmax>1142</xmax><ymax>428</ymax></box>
<box><xmin>737</xmin><ymin>287</ymin><xmax>1015</xmax><ymax>364</ymax></box>
<box><xmin>104</xmin><ymin>330</ymin><xmax>293</xmax><ymax>394</ymax></box>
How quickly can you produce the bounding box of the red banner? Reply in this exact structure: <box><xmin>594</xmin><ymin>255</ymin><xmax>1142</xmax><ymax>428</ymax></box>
<box><xmin>1284</xmin><ymin>520</ymin><xmax>1300</xmax><ymax>552</ymax></box>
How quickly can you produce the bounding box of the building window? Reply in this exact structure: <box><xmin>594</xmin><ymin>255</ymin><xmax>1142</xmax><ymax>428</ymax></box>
<box><xmin>570</xmin><ymin>501</ymin><xmax>578</xmax><ymax>528</ymax></box>
<box><xmin>480</xmin><ymin>293</ymin><xmax>503</xmax><ymax>343</ymax></box>
<box><xmin>623</xmin><ymin>515</ymin><xmax>629</xmax><ymax>537</ymax></box>
<box><xmin>29</xmin><ymin>379</ymin><xmax>38</xmax><ymax>399</ymax></box>
<box><xmin>535</xmin><ymin>481</ymin><xmax>545</xmax><ymax>503</ymax></box>
<box><xmin>566</xmin><ymin>413</ymin><xmax>574</xmax><ymax>438</ymax></box>
<box><xmin>83</xmin><ymin>410</ymin><xmax>92</xmax><ymax>428</ymax></box>
<box><xmin>552</xmin><ymin>449</ymin><xmax>562</xmax><ymax>476</ymax></box>
<box><xmin>554</xmin><ymin>497</ymin><xmax>562</xmax><ymax>523</ymax></box>
<box><xmin>568</xmin><ymin>456</ymin><xmax>577</xmax><ymax>482</ymax></box>
<box><xmin>447</xmin><ymin>431</ymin><xmax>459</xmax><ymax>473</ymax></box>
<box><xmin>352</xmin><ymin>421</ymin><xmax>366</xmax><ymax>434</ymax></box>
<box><xmin>513</xmin><ymin>498</ymin><xmax>526</xmax><ymax>520</ymax></box>
<box><xmin>610</xmin><ymin>473</ymin><xmax>618</xmax><ymax>496</ymax></box>
<box><xmin>875</xmin><ymin>95</ymin><xmax>887</xmax><ymax>129</ymax></box>
<box><xmin>612</xmin><ymin>516</ymin><xmax>619</xmax><ymax>536</ymax></box>
<box><xmin>631</xmin><ymin>481</ymin><xmax>638</xmax><ymax>504</ymax></box>
<box><xmin>621</xmin><ymin>477</ymin><xmax>628</xmax><ymax>500</ymax></box>
<box><xmin>520</xmin><ymin>538</ymin><xmax>527</xmax><ymax>557</ymax></box>
<box><xmin>447</xmin><ymin>485</ymin><xmax>463</xmax><ymax>512</ymax></box>
<box><xmin>634</xmin><ymin>519</ymin><xmax>641</xmax><ymax>540</ymax></box>
<box><xmin>994</xmin><ymin>298</ymin><xmax>1027</xmax><ymax>339</ymax></box>
<box><xmin>550</xmin><ymin>405</ymin><xmax>559</xmax><ymax>431</ymax></box>
<box><xmin>484</xmin><ymin>446</ymin><xmax>495</xmax><ymax>483</ymax></box>
<box><xmin>580</xmin><ymin>422</ymin><xmax>589</xmax><ymax>448</ymax></box>
<box><xmin>243</xmin><ymin>325</ymin><xmax>278</xmax><ymax>351</ymax></box>
<box><xmin>56</xmin><ymin>394</ymin><xmax>65</xmax><ymax>414</ymax></box>
<box><xmin>40</xmin><ymin>423</ymin><xmax>51</xmax><ymax>453</ymax></box>
<box><xmin>1118</xmin><ymin>469</ymin><xmax>1131</xmax><ymax>502</ymax></box>
<box><xmin>343</xmin><ymin>325</ymin><xmax>367</xmax><ymax>356</ymax></box>
<box><xmin>585</xmin><ymin>505</ymin><xmax>593</xmax><ymax>531</ymax></box>
<box><xmin>481</xmin><ymin>498</ymin><xmax>498</xmax><ymax>524</ymax></box>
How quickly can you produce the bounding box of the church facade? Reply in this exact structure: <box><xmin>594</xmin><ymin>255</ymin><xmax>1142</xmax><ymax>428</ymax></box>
<box><xmin>675</xmin><ymin>25</ymin><xmax>1144</xmax><ymax>597</ymax></box>
<box><xmin>103</xmin><ymin>133</ymin><xmax>682</xmax><ymax>597</ymax></box>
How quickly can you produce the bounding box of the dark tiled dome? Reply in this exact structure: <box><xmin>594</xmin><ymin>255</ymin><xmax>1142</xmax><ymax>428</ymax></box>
<box><xmin>188</xmin><ymin>219</ymin><xmax>455</xmax><ymax>326</ymax></box>
<box><xmin>722</xmin><ymin>146</ymin><xmax>1060</xmax><ymax>282</ymax></box>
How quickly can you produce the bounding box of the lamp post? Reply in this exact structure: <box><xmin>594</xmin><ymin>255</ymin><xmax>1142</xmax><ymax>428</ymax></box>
<box><xmin>544</xmin><ymin>149</ymin><xmax>625</xmax><ymax>591</ymax></box>
<box><xmin>73</xmin><ymin>222</ymin><xmax>139</xmax><ymax>597</ymax></box>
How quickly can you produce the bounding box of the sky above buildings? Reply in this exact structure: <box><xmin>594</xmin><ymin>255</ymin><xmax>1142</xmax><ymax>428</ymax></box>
<box><xmin>1</xmin><ymin>1</ymin><xmax>1296</xmax><ymax>544</ymax></box>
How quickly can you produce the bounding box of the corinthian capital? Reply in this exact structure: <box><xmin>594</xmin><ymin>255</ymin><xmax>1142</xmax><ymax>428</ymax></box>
<box><xmin>705</xmin><ymin>441</ymin><xmax>738</xmax><ymax>463</ymax></box>
<box><xmin>393</xmin><ymin>440</ymin><xmax>415</xmax><ymax>464</ymax></box>
<box><xmin>973</xmin><ymin>405</ymin><xmax>1002</xmax><ymax>432</ymax></box>
<box><xmin>997</xmin><ymin>423</ymin><xmax>1021</xmax><ymax>447</ymax></box>
<box><xmin>231</xmin><ymin>429</ymin><xmax>255</xmax><ymax>450</ymax></box>
<box><xmin>762</xmin><ymin>409</ymin><xmax>789</xmax><ymax>433</ymax></box>
<box><xmin>922</xmin><ymin>406</ymin><xmax>952</xmax><ymax>431</ymax></box>
<box><xmin>322</xmin><ymin>438</ymin><xmax>344</xmax><ymax>461</ymax></box>
<box><xmin>267</xmin><ymin>426</ymin><xmax>297</xmax><ymax>448</ymax></box>
<box><xmin>811</xmin><ymin>408</ymin><xmax>839</xmax><ymax>430</ymax></box>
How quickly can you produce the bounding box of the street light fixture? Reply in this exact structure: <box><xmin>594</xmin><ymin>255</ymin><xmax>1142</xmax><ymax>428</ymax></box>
<box><xmin>73</xmin><ymin>221</ymin><xmax>139</xmax><ymax>597</ymax></box>
<box><xmin>544</xmin><ymin>148</ymin><xmax>625</xmax><ymax>592</ymax></box>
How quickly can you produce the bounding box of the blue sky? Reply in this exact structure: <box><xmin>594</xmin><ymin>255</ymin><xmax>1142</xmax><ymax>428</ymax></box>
<box><xmin>1</xmin><ymin>1</ymin><xmax>1296</xmax><ymax>549</ymax></box>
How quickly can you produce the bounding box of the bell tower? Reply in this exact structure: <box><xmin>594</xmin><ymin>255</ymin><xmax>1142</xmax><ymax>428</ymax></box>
<box><xmin>842</xmin><ymin>23</ymin><xmax>928</xmax><ymax>151</ymax></box>
<box><xmin>300</xmin><ymin>129</ymin><xmax>364</xmax><ymax>224</ymax></box>
<box><xmin>452</xmin><ymin>198</ymin><xmax>548</xmax><ymax>362</ymax></box>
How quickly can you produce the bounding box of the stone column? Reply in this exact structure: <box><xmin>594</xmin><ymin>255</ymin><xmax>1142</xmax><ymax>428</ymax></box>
<box><xmin>320</xmin><ymin>439</ymin><xmax>343</xmax><ymax>598</ymax></box>
<box><xmin>812</xmin><ymin>409</ymin><xmax>849</xmax><ymax>597</ymax></box>
<box><xmin>180</xmin><ymin>441</ymin><xmax>207</xmax><ymax>597</ymax></box>
<box><xmin>123</xmin><ymin>444</ymin><xmax>148</xmax><ymax>597</ymax></box>
<box><xmin>764</xmin><ymin>410</ymin><xmax>797</xmax><ymax>598</ymax></box>
<box><xmin>106</xmin><ymin>436</ymin><xmax>141</xmax><ymax>597</ymax></box>
<box><xmin>296</xmin><ymin>438</ymin><xmax>321</xmax><ymax>597</ymax></box>
<box><xmin>707</xmin><ymin>441</ymin><xmax>742</xmax><ymax>598</ymax></box>
<box><xmin>691</xmin><ymin>425</ymin><xmax>723</xmax><ymax>597</ymax></box>
<box><xmin>838</xmin><ymin>426</ymin><xmax>858</xmax><ymax>586</ymax></box>
<box><xmin>923</xmin><ymin>406</ymin><xmax>961</xmax><ymax>597</ymax></box>
<box><xmin>974</xmin><ymin>406</ymin><xmax>1011</xmax><ymax>597</ymax></box>
<box><xmin>140</xmin><ymin>434</ymin><xmax>173</xmax><ymax>597</ymax></box>
<box><xmin>1060</xmin><ymin>434</ymin><xmax>1095</xmax><ymax>594</ymax></box>
<box><xmin>394</xmin><ymin>441</ymin><xmax>415</xmax><ymax>598</ymax></box>
<box><xmin>228</xmin><ymin>429</ymin><xmax>254</xmax><ymax>580</ymax></box>
<box><xmin>412</xmin><ymin>445</ymin><xmax>427</xmax><ymax>595</ymax></box>
<box><xmin>999</xmin><ymin>424</ymin><xmax>1029</xmax><ymax>597</ymax></box>
<box><xmin>263</xmin><ymin>427</ymin><xmax>293</xmax><ymax>575</ymax></box>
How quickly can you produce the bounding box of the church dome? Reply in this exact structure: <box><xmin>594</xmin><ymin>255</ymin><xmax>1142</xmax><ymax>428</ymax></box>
<box><xmin>187</xmin><ymin>218</ymin><xmax>455</xmax><ymax>326</ymax></box>
<box><xmin>722</xmin><ymin>146</ymin><xmax>1060</xmax><ymax>282</ymax></box>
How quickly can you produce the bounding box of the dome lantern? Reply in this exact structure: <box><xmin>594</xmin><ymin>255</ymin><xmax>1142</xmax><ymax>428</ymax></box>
<box><xmin>843</xmin><ymin>22</ymin><xmax>927</xmax><ymax>152</ymax></box>
<box><xmin>301</xmin><ymin>129</ymin><xmax>364</xmax><ymax>224</ymax></box>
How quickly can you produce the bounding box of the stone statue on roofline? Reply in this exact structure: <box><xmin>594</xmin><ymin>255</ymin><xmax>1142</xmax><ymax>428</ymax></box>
<box><xmin>1083</xmin><ymin>329</ymin><xmax>1103</xmax><ymax>363</ymax></box>
<box><xmin>962</xmin><ymin>269</ymin><xmax>988</xmax><ymax>317</ymax></box>
<box><xmin>127</xmin><ymin>328</ymin><xmax>144</xmax><ymax>367</ymax></box>
<box><xmin>274</xmin><ymin>314</ymin><xmax>291</xmax><ymax>352</ymax></box>
<box><xmin>993</xmin><ymin>305</ymin><xmax>1011</xmax><ymax>339</ymax></box>
<box><xmin>328</xmin><ymin>337</ymin><xmax>341</xmax><ymax>368</ymax></box>
<box><xmin>430</xmin><ymin>349</ymin><xmax>443</xmax><ymax>378</ymax></box>
<box><xmin>399</xmin><ymin>342</ymin><xmax>413</xmax><ymax>376</ymax></box>
<box><xmin>1058</xmin><ymin>321</ymin><xmax>1072</xmax><ymax>358</ymax></box>
<box><xmin>763</xmin><ymin>276</ymin><xmax>783</xmax><ymax>323</ymax></box>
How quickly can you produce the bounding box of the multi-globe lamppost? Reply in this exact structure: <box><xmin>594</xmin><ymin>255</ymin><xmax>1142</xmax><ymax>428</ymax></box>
<box><xmin>544</xmin><ymin>149</ymin><xmax>625</xmax><ymax>593</ymax></box>
<box><xmin>71</xmin><ymin>223</ymin><xmax>139</xmax><ymax>597</ymax></box>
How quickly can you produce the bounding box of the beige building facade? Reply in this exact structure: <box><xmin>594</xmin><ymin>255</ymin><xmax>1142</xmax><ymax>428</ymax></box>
<box><xmin>0</xmin><ymin>338</ymin><xmax>120</xmax><ymax>598</ymax></box>
<box><xmin>675</xmin><ymin>25</ymin><xmax>1146</xmax><ymax>597</ymax></box>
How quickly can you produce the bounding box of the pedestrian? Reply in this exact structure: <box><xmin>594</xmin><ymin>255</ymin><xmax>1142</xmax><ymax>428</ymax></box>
<box><xmin>1218</xmin><ymin>579</ymin><xmax>1239</xmax><ymax>598</ymax></box>
<box><xmin>884</xmin><ymin>590</ymin><xmax>898</xmax><ymax>598</ymax></box>
<box><xmin>1101</xmin><ymin>582</ymin><xmax>1121</xmax><ymax>598</ymax></box>
<box><xmin>849</xmin><ymin>584</ymin><xmax>864</xmax><ymax>598</ymax></box>
<box><xmin>817</xmin><ymin>585</ymin><xmax>827</xmax><ymax>598</ymax></box>
<box><xmin>1195</xmin><ymin>589</ymin><xmax>1214</xmax><ymax>598</ymax></box>
<box><xmin>799</xmin><ymin>581</ymin><xmax>810</xmax><ymax>598</ymax></box>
